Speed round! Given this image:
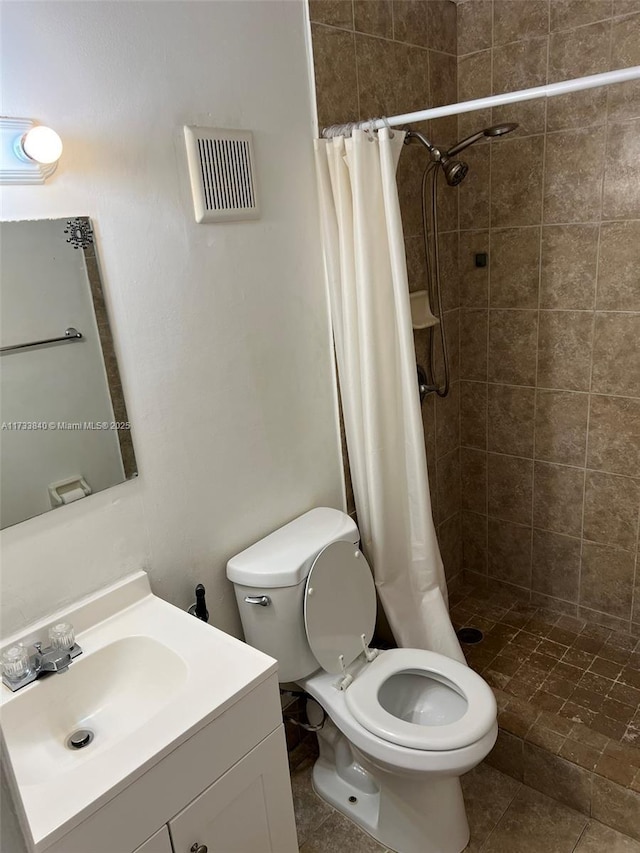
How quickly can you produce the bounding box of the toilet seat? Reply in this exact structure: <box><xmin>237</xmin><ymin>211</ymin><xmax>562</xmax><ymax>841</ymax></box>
<box><xmin>345</xmin><ymin>648</ymin><xmax>496</xmax><ymax>751</ymax></box>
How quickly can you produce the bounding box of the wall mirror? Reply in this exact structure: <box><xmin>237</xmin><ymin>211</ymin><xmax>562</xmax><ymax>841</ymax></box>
<box><xmin>0</xmin><ymin>217</ymin><xmax>137</xmax><ymax>529</ymax></box>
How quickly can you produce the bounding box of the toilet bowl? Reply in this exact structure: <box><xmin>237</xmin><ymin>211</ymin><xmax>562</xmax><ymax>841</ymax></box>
<box><xmin>227</xmin><ymin>508</ymin><xmax>497</xmax><ymax>853</ymax></box>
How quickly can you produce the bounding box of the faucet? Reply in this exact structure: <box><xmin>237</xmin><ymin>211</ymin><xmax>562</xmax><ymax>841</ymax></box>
<box><xmin>1</xmin><ymin>623</ymin><xmax>82</xmax><ymax>692</ymax></box>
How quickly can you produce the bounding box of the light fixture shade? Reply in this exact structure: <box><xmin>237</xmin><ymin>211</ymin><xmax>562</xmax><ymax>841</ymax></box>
<box><xmin>0</xmin><ymin>118</ymin><xmax>60</xmax><ymax>184</ymax></box>
<box><xmin>21</xmin><ymin>126</ymin><xmax>63</xmax><ymax>164</ymax></box>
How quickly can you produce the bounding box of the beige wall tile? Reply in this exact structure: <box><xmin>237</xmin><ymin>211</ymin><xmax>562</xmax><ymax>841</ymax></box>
<box><xmin>311</xmin><ymin>25</ymin><xmax>358</xmax><ymax>129</ymax></box>
<box><xmin>537</xmin><ymin>311</ymin><xmax>594</xmax><ymax>391</ymax></box>
<box><xmin>463</xmin><ymin>510</ymin><xmax>489</xmax><ymax>573</ymax></box>
<box><xmin>608</xmin><ymin>14</ymin><xmax>640</xmax><ymax>121</ymax></box>
<box><xmin>493</xmin><ymin>37</ymin><xmax>549</xmax><ymax>94</ymax></box>
<box><xmin>354</xmin><ymin>0</ymin><xmax>393</xmax><ymax>37</ymax></box>
<box><xmin>488</xmin><ymin>453</ymin><xmax>534</xmax><ymax>524</ymax></box>
<box><xmin>548</xmin><ymin>20</ymin><xmax>611</xmax><ymax>82</ymax></box>
<box><xmin>438</xmin><ymin>512</ymin><xmax>463</xmax><ymax>582</ymax></box>
<box><xmin>535</xmin><ymin>389</ymin><xmax>589</xmax><ymax>466</ymax></box>
<box><xmin>356</xmin><ymin>35</ymin><xmax>430</xmax><ymax>119</ymax></box>
<box><xmin>611</xmin><ymin>11</ymin><xmax>640</xmax><ymax>65</ymax></box>
<box><xmin>439</xmin><ymin>230</ymin><xmax>460</xmax><ymax>312</ymax></box>
<box><xmin>462</xmin><ymin>446</ymin><xmax>488</xmax><ymax>512</ymax></box>
<box><xmin>491</xmin><ymin>98</ymin><xmax>547</xmax><ymax>139</ymax></box>
<box><xmin>581</xmin><ymin>542</ymin><xmax>636</xmax><ymax>620</ymax></box>
<box><xmin>583</xmin><ymin>471</ymin><xmax>640</xmax><ymax>550</ymax></box>
<box><xmin>533</xmin><ymin>460</ymin><xmax>585</xmax><ymax>536</ymax></box>
<box><xmin>397</xmin><ymin>142</ymin><xmax>428</xmax><ymax>237</ymax></box>
<box><xmin>588</xmin><ymin>395</ymin><xmax>640</xmax><ymax>477</ymax></box>
<box><xmin>460</xmin><ymin>144</ymin><xmax>491</xmax><ymax>230</ymax></box>
<box><xmin>435</xmin><ymin>380</ymin><xmax>461</xmax><ymax>457</ymax></box>
<box><xmin>309</xmin><ymin>0</ymin><xmax>354</xmax><ymax>28</ymax></box>
<box><xmin>488</xmin><ymin>517</ymin><xmax>533</xmax><ymax>585</ymax></box>
<box><xmin>391</xmin><ymin>0</ymin><xmax>430</xmax><ymax>46</ymax></box>
<box><xmin>491</xmin><ymin>136</ymin><xmax>545</xmax><ymax>228</ymax></box>
<box><xmin>461</xmin><ymin>380</ymin><xmax>488</xmax><ymax>449</ymax></box>
<box><xmin>614</xmin><ymin>0</ymin><xmax>640</xmax><ymax>13</ymax></box>
<box><xmin>603</xmin><ymin>120</ymin><xmax>640</xmax><ymax>220</ymax></box>
<box><xmin>607</xmin><ymin>79</ymin><xmax>640</xmax><ymax>123</ymax></box>
<box><xmin>457</xmin><ymin>50</ymin><xmax>492</xmax><ymax>139</ymax></box>
<box><xmin>459</xmin><ymin>230</ymin><xmax>489</xmax><ymax>307</ymax></box>
<box><xmin>547</xmin><ymin>87</ymin><xmax>609</xmax><ymax>131</ymax></box>
<box><xmin>532</xmin><ymin>529</ymin><xmax>582</xmax><ymax>602</ymax></box>
<box><xmin>428</xmin><ymin>0</ymin><xmax>457</xmax><ymax>53</ymax></box>
<box><xmin>437</xmin><ymin>447</ymin><xmax>461</xmax><ymax>522</ymax></box>
<box><xmin>488</xmin><ymin>384</ymin><xmax>536</xmax><ymax>457</ymax></box>
<box><xmin>460</xmin><ymin>308</ymin><xmax>489</xmax><ymax>380</ymax></box>
<box><xmin>430</xmin><ymin>49</ymin><xmax>457</xmax><ymax>109</ymax></box>
<box><xmin>550</xmin><ymin>0</ymin><xmax>613</xmax><ymax>31</ymax></box>
<box><xmin>543</xmin><ymin>127</ymin><xmax>606</xmax><ymax>223</ymax></box>
<box><xmin>457</xmin><ymin>0</ymin><xmax>493</xmax><ymax>55</ymax></box>
<box><xmin>488</xmin><ymin>310</ymin><xmax>538</xmax><ymax>386</ymax></box>
<box><xmin>433</xmin><ymin>308</ymin><xmax>460</xmax><ymax>382</ymax></box>
<box><xmin>591</xmin><ymin>313</ymin><xmax>640</xmax><ymax>397</ymax></box>
<box><xmin>405</xmin><ymin>234</ymin><xmax>428</xmax><ymax>292</ymax></box>
<box><xmin>493</xmin><ymin>0</ymin><xmax>550</xmax><ymax>44</ymax></box>
<box><xmin>490</xmin><ymin>227</ymin><xmax>541</xmax><ymax>309</ymax></box>
<box><xmin>540</xmin><ymin>225</ymin><xmax>598</xmax><ymax>310</ymax></box>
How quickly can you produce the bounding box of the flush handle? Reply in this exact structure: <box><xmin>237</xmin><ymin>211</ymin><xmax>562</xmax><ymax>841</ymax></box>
<box><xmin>190</xmin><ymin>845</ymin><xmax>208</xmax><ymax>853</ymax></box>
<box><xmin>244</xmin><ymin>595</ymin><xmax>271</xmax><ymax>606</ymax></box>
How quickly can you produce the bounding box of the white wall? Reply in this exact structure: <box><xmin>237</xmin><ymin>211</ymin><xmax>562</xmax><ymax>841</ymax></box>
<box><xmin>1</xmin><ymin>219</ymin><xmax>125</xmax><ymax>528</ymax></box>
<box><xmin>0</xmin><ymin>0</ymin><xmax>343</xmax><ymax>641</ymax></box>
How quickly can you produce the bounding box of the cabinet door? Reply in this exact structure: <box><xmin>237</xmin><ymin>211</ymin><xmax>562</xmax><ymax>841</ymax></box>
<box><xmin>133</xmin><ymin>826</ymin><xmax>173</xmax><ymax>853</ymax></box>
<box><xmin>169</xmin><ymin>726</ymin><xmax>298</xmax><ymax>853</ymax></box>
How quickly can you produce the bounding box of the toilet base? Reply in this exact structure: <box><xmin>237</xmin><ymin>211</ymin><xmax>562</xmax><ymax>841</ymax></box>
<box><xmin>313</xmin><ymin>716</ymin><xmax>470</xmax><ymax>853</ymax></box>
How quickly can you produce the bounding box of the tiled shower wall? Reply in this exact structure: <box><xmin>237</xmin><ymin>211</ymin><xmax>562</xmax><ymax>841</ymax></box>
<box><xmin>308</xmin><ymin>0</ymin><xmax>464</xmax><ymax>586</ymax></box>
<box><xmin>456</xmin><ymin>1</ymin><xmax>640</xmax><ymax>633</ymax></box>
<box><xmin>309</xmin><ymin>1</ymin><xmax>640</xmax><ymax>635</ymax></box>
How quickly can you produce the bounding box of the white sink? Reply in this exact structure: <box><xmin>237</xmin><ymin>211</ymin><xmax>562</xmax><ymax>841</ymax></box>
<box><xmin>0</xmin><ymin>572</ymin><xmax>277</xmax><ymax>852</ymax></box>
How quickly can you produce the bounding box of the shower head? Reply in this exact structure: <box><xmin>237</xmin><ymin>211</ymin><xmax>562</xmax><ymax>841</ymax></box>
<box><xmin>484</xmin><ymin>123</ymin><xmax>519</xmax><ymax>137</ymax></box>
<box><xmin>440</xmin><ymin>156</ymin><xmax>469</xmax><ymax>186</ymax></box>
<box><xmin>446</xmin><ymin>123</ymin><xmax>518</xmax><ymax>157</ymax></box>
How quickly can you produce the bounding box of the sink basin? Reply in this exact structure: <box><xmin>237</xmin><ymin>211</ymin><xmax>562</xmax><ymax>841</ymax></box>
<box><xmin>2</xmin><ymin>636</ymin><xmax>188</xmax><ymax>785</ymax></box>
<box><xmin>0</xmin><ymin>571</ymin><xmax>277</xmax><ymax>852</ymax></box>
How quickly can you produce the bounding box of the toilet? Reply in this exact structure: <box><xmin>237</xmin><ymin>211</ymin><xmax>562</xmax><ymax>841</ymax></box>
<box><xmin>227</xmin><ymin>508</ymin><xmax>497</xmax><ymax>853</ymax></box>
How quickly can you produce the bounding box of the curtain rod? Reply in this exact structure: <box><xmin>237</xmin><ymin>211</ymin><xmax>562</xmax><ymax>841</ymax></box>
<box><xmin>322</xmin><ymin>65</ymin><xmax>640</xmax><ymax>138</ymax></box>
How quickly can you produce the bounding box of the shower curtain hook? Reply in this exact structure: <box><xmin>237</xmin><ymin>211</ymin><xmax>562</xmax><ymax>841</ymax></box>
<box><xmin>381</xmin><ymin>116</ymin><xmax>395</xmax><ymax>138</ymax></box>
<box><xmin>367</xmin><ymin>118</ymin><xmax>376</xmax><ymax>141</ymax></box>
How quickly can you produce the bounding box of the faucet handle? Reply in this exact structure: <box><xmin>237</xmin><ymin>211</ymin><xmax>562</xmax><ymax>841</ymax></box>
<box><xmin>1</xmin><ymin>644</ymin><xmax>32</xmax><ymax>682</ymax></box>
<box><xmin>48</xmin><ymin>622</ymin><xmax>75</xmax><ymax>651</ymax></box>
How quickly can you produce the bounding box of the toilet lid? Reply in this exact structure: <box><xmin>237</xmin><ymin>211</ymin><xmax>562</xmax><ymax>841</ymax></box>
<box><xmin>303</xmin><ymin>540</ymin><xmax>376</xmax><ymax>675</ymax></box>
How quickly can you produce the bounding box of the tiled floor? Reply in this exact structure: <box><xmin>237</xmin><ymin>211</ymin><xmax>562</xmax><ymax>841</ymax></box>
<box><xmin>449</xmin><ymin>582</ymin><xmax>640</xmax><ymax>793</ymax></box>
<box><xmin>289</xmin><ymin>739</ymin><xmax>640</xmax><ymax>853</ymax></box>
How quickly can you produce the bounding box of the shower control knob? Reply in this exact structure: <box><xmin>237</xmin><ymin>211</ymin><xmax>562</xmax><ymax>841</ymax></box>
<box><xmin>190</xmin><ymin>844</ymin><xmax>208</xmax><ymax>853</ymax></box>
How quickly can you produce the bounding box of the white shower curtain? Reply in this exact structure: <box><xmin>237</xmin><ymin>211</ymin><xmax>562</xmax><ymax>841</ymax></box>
<box><xmin>314</xmin><ymin>128</ymin><xmax>464</xmax><ymax>663</ymax></box>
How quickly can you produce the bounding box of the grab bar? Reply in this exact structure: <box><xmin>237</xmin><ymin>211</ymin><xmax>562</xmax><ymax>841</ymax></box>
<box><xmin>0</xmin><ymin>327</ymin><xmax>83</xmax><ymax>355</ymax></box>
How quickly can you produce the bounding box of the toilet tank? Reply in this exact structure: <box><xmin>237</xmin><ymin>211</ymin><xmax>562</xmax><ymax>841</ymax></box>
<box><xmin>227</xmin><ymin>508</ymin><xmax>359</xmax><ymax>682</ymax></box>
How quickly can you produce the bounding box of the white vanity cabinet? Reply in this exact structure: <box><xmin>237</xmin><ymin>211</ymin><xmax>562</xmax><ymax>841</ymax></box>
<box><xmin>169</xmin><ymin>728</ymin><xmax>298</xmax><ymax>853</ymax></box>
<box><xmin>133</xmin><ymin>827</ymin><xmax>173</xmax><ymax>853</ymax></box>
<box><xmin>42</xmin><ymin>675</ymin><xmax>298</xmax><ymax>853</ymax></box>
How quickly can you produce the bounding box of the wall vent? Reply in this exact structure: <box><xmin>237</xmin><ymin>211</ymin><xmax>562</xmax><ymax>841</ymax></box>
<box><xmin>183</xmin><ymin>126</ymin><xmax>260</xmax><ymax>223</ymax></box>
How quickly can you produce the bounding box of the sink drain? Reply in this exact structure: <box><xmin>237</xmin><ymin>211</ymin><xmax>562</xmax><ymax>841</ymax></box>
<box><xmin>66</xmin><ymin>729</ymin><xmax>94</xmax><ymax>750</ymax></box>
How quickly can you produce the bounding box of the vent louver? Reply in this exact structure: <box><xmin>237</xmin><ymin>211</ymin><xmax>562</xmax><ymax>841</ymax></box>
<box><xmin>184</xmin><ymin>126</ymin><xmax>260</xmax><ymax>223</ymax></box>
